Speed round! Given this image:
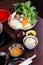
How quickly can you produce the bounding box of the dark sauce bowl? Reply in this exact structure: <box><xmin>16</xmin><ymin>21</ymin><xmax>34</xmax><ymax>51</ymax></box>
<box><xmin>8</xmin><ymin>57</ymin><xmax>25</xmax><ymax>65</ymax></box>
<box><xmin>0</xmin><ymin>52</ymin><xmax>9</xmax><ymax>65</ymax></box>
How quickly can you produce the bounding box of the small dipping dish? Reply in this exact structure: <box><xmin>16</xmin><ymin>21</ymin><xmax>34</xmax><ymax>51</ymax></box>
<box><xmin>0</xmin><ymin>52</ymin><xmax>9</xmax><ymax>65</ymax></box>
<box><xmin>23</xmin><ymin>36</ymin><xmax>38</xmax><ymax>49</ymax></box>
<box><xmin>8</xmin><ymin>43</ymin><xmax>25</xmax><ymax>57</ymax></box>
<box><xmin>8</xmin><ymin>57</ymin><xmax>25</xmax><ymax>65</ymax></box>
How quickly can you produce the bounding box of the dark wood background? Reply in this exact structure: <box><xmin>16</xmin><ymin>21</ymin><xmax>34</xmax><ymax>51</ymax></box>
<box><xmin>0</xmin><ymin>0</ymin><xmax>43</xmax><ymax>18</ymax></box>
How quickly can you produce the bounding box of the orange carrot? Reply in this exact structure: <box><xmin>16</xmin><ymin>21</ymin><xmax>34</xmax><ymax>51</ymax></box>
<box><xmin>22</xmin><ymin>19</ymin><xmax>29</xmax><ymax>25</ymax></box>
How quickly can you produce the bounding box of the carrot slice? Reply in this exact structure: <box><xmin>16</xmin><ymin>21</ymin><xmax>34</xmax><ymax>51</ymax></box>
<box><xmin>22</xmin><ymin>19</ymin><xmax>29</xmax><ymax>25</ymax></box>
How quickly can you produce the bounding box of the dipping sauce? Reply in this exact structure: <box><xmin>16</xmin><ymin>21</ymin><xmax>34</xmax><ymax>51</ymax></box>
<box><xmin>10</xmin><ymin>47</ymin><xmax>22</xmax><ymax>57</ymax></box>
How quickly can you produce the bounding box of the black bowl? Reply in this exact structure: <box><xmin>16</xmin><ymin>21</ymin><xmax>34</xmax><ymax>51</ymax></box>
<box><xmin>8</xmin><ymin>57</ymin><xmax>25</xmax><ymax>65</ymax></box>
<box><xmin>0</xmin><ymin>52</ymin><xmax>9</xmax><ymax>65</ymax></box>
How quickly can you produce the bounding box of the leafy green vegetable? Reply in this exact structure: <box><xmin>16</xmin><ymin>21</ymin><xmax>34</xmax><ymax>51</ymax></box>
<box><xmin>13</xmin><ymin>0</ymin><xmax>38</xmax><ymax>24</ymax></box>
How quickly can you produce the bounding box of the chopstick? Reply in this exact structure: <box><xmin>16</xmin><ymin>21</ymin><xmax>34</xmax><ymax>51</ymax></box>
<box><xmin>19</xmin><ymin>55</ymin><xmax>36</xmax><ymax>65</ymax></box>
<box><xmin>30</xmin><ymin>55</ymin><xmax>36</xmax><ymax>60</ymax></box>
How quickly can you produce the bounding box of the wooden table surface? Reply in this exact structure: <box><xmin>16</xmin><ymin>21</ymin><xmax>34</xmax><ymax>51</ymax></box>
<box><xmin>3</xmin><ymin>16</ymin><xmax>43</xmax><ymax>65</ymax></box>
<box><xmin>0</xmin><ymin>0</ymin><xmax>43</xmax><ymax>65</ymax></box>
<box><xmin>0</xmin><ymin>16</ymin><xmax>43</xmax><ymax>65</ymax></box>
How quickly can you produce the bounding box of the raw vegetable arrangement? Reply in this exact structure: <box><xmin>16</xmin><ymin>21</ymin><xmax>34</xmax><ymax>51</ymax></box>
<box><xmin>13</xmin><ymin>0</ymin><xmax>37</xmax><ymax>25</ymax></box>
<box><xmin>8</xmin><ymin>0</ymin><xmax>38</xmax><ymax>30</ymax></box>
